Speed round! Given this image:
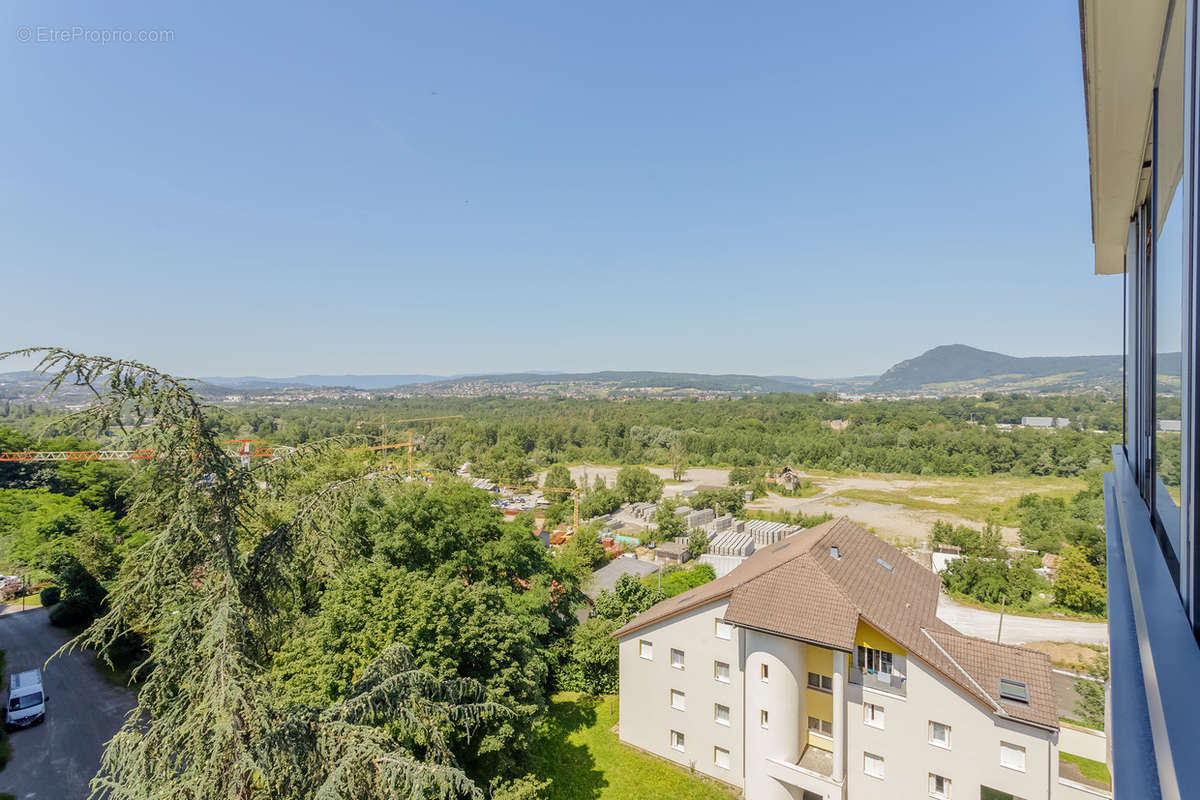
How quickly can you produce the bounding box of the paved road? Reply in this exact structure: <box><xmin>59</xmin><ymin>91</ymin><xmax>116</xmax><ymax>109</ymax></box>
<box><xmin>936</xmin><ymin>593</ymin><xmax>1110</xmax><ymax>646</ymax></box>
<box><xmin>0</xmin><ymin>608</ymin><xmax>135</xmax><ymax>800</ymax></box>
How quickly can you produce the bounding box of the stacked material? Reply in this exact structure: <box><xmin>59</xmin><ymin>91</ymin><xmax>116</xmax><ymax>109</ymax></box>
<box><xmin>702</xmin><ymin>514</ymin><xmax>735</xmax><ymax>535</ymax></box>
<box><xmin>707</xmin><ymin>530</ymin><xmax>756</xmax><ymax>557</ymax></box>
<box><xmin>684</xmin><ymin>508</ymin><xmax>715</xmax><ymax>529</ymax></box>
<box><xmin>743</xmin><ymin>519</ymin><xmax>799</xmax><ymax>546</ymax></box>
<box><xmin>627</xmin><ymin>502</ymin><xmax>658</xmax><ymax>522</ymax></box>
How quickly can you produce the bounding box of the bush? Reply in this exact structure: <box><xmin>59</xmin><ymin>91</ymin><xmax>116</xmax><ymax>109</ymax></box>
<box><xmin>48</xmin><ymin>595</ymin><xmax>95</xmax><ymax>627</ymax></box>
<box><xmin>39</xmin><ymin>586</ymin><xmax>60</xmax><ymax>607</ymax></box>
<box><xmin>47</xmin><ymin>559</ymin><xmax>106</xmax><ymax>627</ymax></box>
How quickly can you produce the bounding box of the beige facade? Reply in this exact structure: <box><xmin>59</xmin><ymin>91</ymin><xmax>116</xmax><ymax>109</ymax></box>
<box><xmin>845</xmin><ymin>654</ymin><xmax>1056</xmax><ymax>800</ymax></box>
<box><xmin>619</xmin><ymin>616</ymin><xmax>1061</xmax><ymax>800</ymax></box>
<box><xmin>617</xmin><ymin>598</ymin><xmax>745</xmax><ymax>787</ymax></box>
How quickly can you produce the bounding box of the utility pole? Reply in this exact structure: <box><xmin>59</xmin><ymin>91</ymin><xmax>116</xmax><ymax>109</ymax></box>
<box><xmin>996</xmin><ymin>594</ymin><xmax>1006</xmax><ymax>643</ymax></box>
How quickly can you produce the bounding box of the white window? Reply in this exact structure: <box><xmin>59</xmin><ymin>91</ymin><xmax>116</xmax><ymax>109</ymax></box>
<box><xmin>760</xmin><ymin>709</ymin><xmax>769</xmax><ymax>729</ymax></box>
<box><xmin>714</xmin><ymin>660</ymin><xmax>730</xmax><ymax>683</ymax></box>
<box><xmin>639</xmin><ymin>640</ymin><xmax>653</xmax><ymax>660</ymax></box>
<box><xmin>864</xmin><ymin>702</ymin><xmax>885</xmax><ymax>729</ymax></box>
<box><xmin>670</xmin><ymin>730</ymin><xmax>685</xmax><ymax>751</ymax></box>
<box><xmin>714</xmin><ymin>703</ymin><xmax>730</xmax><ymax>726</ymax></box>
<box><xmin>670</xmin><ymin>689</ymin><xmax>685</xmax><ymax>711</ymax></box>
<box><xmin>1000</xmin><ymin>742</ymin><xmax>1026</xmax><ymax>772</ymax></box>
<box><xmin>929</xmin><ymin>773</ymin><xmax>951</xmax><ymax>799</ymax></box>
<box><xmin>807</xmin><ymin>716</ymin><xmax>833</xmax><ymax>737</ymax></box>
<box><xmin>714</xmin><ymin>746</ymin><xmax>730</xmax><ymax>769</ymax></box>
<box><xmin>807</xmin><ymin>672</ymin><xmax>833</xmax><ymax>692</ymax></box>
<box><xmin>670</xmin><ymin>648</ymin><xmax>685</xmax><ymax>669</ymax></box>
<box><xmin>929</xmin><ymin>720</ymin><xmax>951</xmax><ymax>749</ymax></box>
<box><xmin>760</xmin><ymin>663</ymin><xmax>769</xmax><ymax>682</ymax></box>
<box><xmin>714</xmin><ymin>619</ymin><xmax>733</xmax><ymax>639</ymax></box>
<box><xmin>864</xmin><ymin>752</ymin><xmax>885</xmax><ymax>779</ymax></box>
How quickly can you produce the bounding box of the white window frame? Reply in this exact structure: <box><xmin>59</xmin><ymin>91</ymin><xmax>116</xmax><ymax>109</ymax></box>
<box><xmin>670</xmin><ymin>648</ymin><xmax>685</xmax><ymax>670</ymax></box>
<box><xmin>760</xmin><ymin>663</ymin><xmax>769</xmax><ymax>683</ymax></box>
<box><xmin>1000</xmin><ymin>741</ymin><xmax>1026</xmax><ymax>773</ymax></box>
<box><xmin>714</xmin><ymin>745</ymin><xmax>730</xmax><ymax>770</ymax></box>
<box><xmin>714</xmin><ymin>703</ymin><xmax>730</xmax><ymax>726</ymax></box>
<box><xmin>670</xmin><ymin>729</ymin><xmax>685</xmax><ymax>752</ymax></box>
<box><xmin>670</xmin><ymin>689</ymin><xmax>685</xmax><ymax>711</ymax></box>
<box><xmin>807</xmin><ymin>716</ymin><xmax>833</xmax><ymax>738</ymax></box>
<box><xmin>639</xmin><ymin>640</ymin><xmax>653</xmax><ymax>660</ymax></box>
<box><xmin>929</xmin><ymin>773</ymin><xmax>951</xmax><ymax>799</ymax></box>
<box><xmin>714</xmin><ymin>660</ymin><xmax>730</xmax><ymax>683</ymax></box>
<box><xmin>864</xmin><ymin>702</ymin><xmax>885</xmax><ymax>729</ymax></box>
<box><xmin>714</xmin><ymin>619</ymin><xmax>733</xmax><ymax>640</ymax></box>
<box><xmin>864</xmin><ymin>752</ymin><xmax>885</xmax><ymax>779</ymax></box>
<box><xmin>928</xmin><ymin>720</ymin><xmax>951</xmax><ymax>749</ymax></box>
<box><xmin>760</xmin><ymin>709</ymin><xmax>769</xmax><ymax>729</ymax></box>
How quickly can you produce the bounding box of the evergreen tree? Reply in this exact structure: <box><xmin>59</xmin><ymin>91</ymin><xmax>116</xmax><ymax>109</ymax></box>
<box><xmin>4</xmin><ymin>348</ymin><xmax>499</xmax><ymax>800</ymax></box>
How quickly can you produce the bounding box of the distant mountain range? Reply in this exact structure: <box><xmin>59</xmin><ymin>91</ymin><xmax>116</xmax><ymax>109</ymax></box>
<box><xmin>0</xmin><ymin>344</ymin><xmax>1140</xmax><ymax>402</ymax></box>
<box><xmin>868</xmin><ymin>344</ymin><xmax>1134</xmax><ymax>394</ymax></box>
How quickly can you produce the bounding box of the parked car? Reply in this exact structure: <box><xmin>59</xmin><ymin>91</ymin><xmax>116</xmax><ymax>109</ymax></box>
<box><xmin>6</xmin><ymin>668</ymin><xmax>48</xmax><ymax>730</ymax></box>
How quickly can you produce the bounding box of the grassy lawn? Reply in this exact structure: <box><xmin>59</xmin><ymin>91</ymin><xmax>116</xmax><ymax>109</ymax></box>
<box><xmin>0</xmin><ymin>593</ymin><xmax>45</xmax><ymax>613</ymax></box>
<box><xmin>529</xmin><ymin>694</ymin><xmax>739</xmax><ymax>800</ymax></box>
<box><xmin>1060</xmin><ymin>752</ymin><xmax>1112</xmax><ymax>785</ymax></box>
<box><xmin>833</xmin><ymin>474</ymin><xmax>1086</xmax><ymax>524</ymax></box>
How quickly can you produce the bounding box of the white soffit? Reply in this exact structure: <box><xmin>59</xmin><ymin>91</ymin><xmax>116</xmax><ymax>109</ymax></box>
<box><xmin>1080</xmin><ymin>0</ymin><xmax>1173</xmax><ymax>275</ymax></box>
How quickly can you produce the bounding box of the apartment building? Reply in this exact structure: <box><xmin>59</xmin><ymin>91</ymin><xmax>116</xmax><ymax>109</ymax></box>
<box><xmin>614</xmin><ymin>518</ymin><xmax>1060</xmax><ymax>800</ymax></box>
<box><xmin>1079</xmin><ymin>1</ymin><xmax>1200</xmax><ymax>797</ymax></box>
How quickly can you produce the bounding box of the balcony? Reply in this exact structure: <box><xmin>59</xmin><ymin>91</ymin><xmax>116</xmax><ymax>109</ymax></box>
<box><xmin>848</xmin><ymin>667</ymin><xmax>906</xmax><ymax>697</ymax></box>
<box><xmin>764</xmin><ymin>744</ymin><xmax>843</xmax><ymax>800</ymax></box>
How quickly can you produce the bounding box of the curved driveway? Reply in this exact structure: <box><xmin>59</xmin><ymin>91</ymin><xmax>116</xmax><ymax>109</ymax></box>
<box><xmin>0</xmin><ymin>608</ymin><xmax>135</xmax><ymax>800</ymax></box>
<box><xmin>936</xmin><ymin>593</ymin><xmax>1109</xmax><ymax>646</ymax></box>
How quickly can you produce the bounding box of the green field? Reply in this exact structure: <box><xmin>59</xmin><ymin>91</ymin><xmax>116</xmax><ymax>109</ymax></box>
<box><xmin>529</xmin><ymin>694</ymin><xmax>738</xmax><ymax>800</ymax></box>
<box><xmin>833</xmin><ymin>473</ymin><xmax>1086</xmax><ymax>524</ymax></box>
<box><xmin>1059</xmin><ymin>752</ymin><xmax>1112</xmax><ymax>785</ymax></box>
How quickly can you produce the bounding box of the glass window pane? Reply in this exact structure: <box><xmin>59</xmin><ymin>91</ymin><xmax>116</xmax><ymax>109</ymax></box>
<box><xmin>1156</xmin><ymin>178</ymin><xmax>1184</xmax><ymax>522</ymax></box>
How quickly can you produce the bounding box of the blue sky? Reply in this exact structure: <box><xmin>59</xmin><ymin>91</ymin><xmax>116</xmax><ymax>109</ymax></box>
<box><xmin>1</xmin><ymin>1</ymin><xmax>1117</xmax><ymax>378</ymax></box>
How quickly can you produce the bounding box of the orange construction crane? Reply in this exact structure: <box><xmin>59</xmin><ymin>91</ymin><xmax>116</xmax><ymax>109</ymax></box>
<box><xmin>0</xmin><ymin>439</ymin><xmax>292</xmax><ymax>463</ymax></box>
<box><xmin>352</xmin><ymin>414</ymin><xmax>463</xmax><ymax>472</ymax></box>
<box><xmin>499</xmin><ymin>484</ymin><xmax>581</xmax><ymax>532</ymax></box>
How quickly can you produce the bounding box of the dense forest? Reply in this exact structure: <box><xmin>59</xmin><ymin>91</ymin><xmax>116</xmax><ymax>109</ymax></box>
<box><xmin>2</xmin><ymin>392</ymin><xmax>1122</xmax><ymax>483</ymax></box>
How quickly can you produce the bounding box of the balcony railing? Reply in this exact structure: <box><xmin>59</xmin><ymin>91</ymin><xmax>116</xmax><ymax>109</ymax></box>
<box><xmin>848</xmin><ymin>667</ymin><xmax>906</xmax><ymax>697</ymax></box>
<box><xmin>1105</xmin><ymin>446</ymin><xmax>1200</xmax><ymax>799</ymax></box>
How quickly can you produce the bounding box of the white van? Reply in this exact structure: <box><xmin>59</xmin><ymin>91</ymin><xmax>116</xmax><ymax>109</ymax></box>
<box><xmin>6</xmin><ymin>669</ymin><xmax>47</xmax><ymax>730</ymax></box>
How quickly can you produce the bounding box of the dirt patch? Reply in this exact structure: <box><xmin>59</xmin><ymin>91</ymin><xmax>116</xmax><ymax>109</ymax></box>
<box><xmin>745</xmin><ymin>491</ymin><xmax>1009</xmax><ymax>547</ymax></box>
<box><xmin>1022</xmin><ymin>641</ymin><xmax>1105</xmax><ymax>671</ymax></box>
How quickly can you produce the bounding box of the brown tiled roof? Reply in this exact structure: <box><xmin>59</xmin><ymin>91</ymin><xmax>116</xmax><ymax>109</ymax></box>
<box><xmin>724</xmin><ymin>556</ymin><xmax>859</xmax><ymax>649</ymax></box>
<box><xmin>925</xmin><ymin>628</ymin><xmax>1059</xmax><ymax>729</ymax></box>
<box><xmin>611</xmin><ymin>521</ymin><xmax>836</xmax><ymax>638</ymax></box>
<box><xmin>612</xmin><ymin>517</ymin><xmax>1059</xmax><ymax>732</ymax></box>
